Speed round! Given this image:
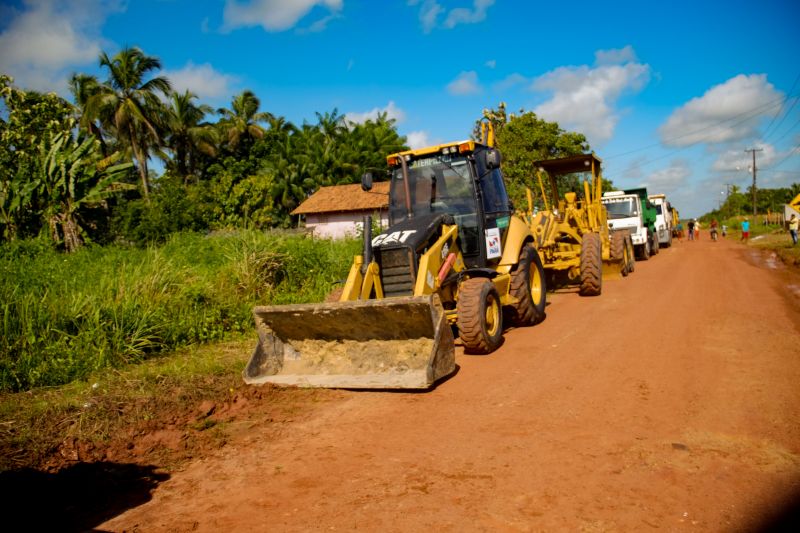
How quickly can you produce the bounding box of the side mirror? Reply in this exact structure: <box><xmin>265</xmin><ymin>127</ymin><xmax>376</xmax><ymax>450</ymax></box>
<box><xmin>485</xmin><ymin>148</ymin><xmax>502</xmax><ymax>170</ymax></box>
<box><xmin>361</xmin><ymin>172</ymin><xmax>373</xmax><ymax>191</ymax></box>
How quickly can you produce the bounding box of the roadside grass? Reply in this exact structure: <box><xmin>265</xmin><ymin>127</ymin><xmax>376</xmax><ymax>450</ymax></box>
<box><xmin>0</xmin><ymin>230</ymin><xmax>360</xmax><ymax>392</ymax></box>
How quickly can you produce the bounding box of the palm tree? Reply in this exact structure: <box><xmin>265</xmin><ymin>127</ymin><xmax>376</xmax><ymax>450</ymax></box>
<box><xmin>84</xmin><ymin>47</ymin><xmax>171</xmax><ymax>199</ymax></box>
<box><xmin>266</xmin><ymin>115</ymin><xmax>297</xmax><ymax>134</ymax></box>
<box><xmin>216</xmin><ymin>90</ymin><xmax>272</xmax><ymax>151</ymax></box>
<box><xmin>69</xmin><ymin>73</ymin><xmax>110</xmax><ymax>153</ymax></box>
<box><xmin>164</xmin><ymin>90</ymin><xmax>217</xmax><ymax>180</ymax></box>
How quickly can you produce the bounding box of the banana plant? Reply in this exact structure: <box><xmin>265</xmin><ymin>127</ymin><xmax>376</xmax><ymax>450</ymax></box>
<box><xmin>36</xmin><ymin>131</ymin><xmax>134</xmax><ymax>251</ymax></box>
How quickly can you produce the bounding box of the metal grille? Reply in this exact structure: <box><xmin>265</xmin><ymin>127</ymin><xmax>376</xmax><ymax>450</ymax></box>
<box><xmin>378</xmin><ymin>247</ymin><xmax>415</xmax><ymax>297</ymax></box>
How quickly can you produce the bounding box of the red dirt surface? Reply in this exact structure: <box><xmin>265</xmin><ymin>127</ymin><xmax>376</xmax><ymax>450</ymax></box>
<box><xmin>97</xmin><ymin>236</ymin><xmax>800</xmax><ymax>532</ymax></box>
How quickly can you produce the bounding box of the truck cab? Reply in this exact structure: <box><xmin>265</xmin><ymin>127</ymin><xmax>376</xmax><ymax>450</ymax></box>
<box><xmin>602</xmin><ymin>191</ymin><xmax>655</xmax><ymax>260</ymax></box>
<box><xmin>648</xmin><ymin>194</ymin><xmax>673</xmax><ymax>247</ymax></box>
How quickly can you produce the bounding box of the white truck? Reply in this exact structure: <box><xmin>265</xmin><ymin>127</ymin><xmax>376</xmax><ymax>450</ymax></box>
<box><xmin>601</xmin><ymin>190</ymin><xmax>656</xmax><ymax>260</ymax></box>
<box><xmin>648</xmin><ymin>194</ymin><xmax>673</xmax><ymax>248</ymax></box>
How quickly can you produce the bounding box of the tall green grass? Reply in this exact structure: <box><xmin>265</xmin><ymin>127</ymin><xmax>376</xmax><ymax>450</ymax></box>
<box><xmin>0</xmin><ymin>231</ymin><xmax>360</xmax><ymax>392</ymax></box>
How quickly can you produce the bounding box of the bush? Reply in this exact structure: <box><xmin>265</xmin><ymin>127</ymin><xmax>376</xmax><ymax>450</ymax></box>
<box><xmin>0</xmin><ymin>231</ymin><xmax>360</xmax><ymax>391</ymax></box>
<box><xmin>111</xmin><ymin>177</ymin><xmax>213</xmax><ymax>245</ymax></box>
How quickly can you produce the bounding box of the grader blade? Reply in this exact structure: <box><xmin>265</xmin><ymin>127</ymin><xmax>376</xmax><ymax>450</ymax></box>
<box><xmin>602</xmin><ymin>259</ymin><xmax>624</xmax><ymax>280</ymax></box>
<box><xmin>243</xmin><ymin>295</ymin><xmax>455</xmax><ymax>389</ymax></box>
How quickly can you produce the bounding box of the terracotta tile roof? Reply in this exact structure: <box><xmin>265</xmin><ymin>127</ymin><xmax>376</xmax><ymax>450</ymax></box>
<box><xmin>291</xmin><ymin>181</ymin><xmax>390</xmax><ymax>215</ymax></box>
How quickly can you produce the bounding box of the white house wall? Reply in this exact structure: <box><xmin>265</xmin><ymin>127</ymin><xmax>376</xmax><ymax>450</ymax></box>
<box><xmin>306</xmin><ymin>211</ymin><xmax>389</xmax><ymax>239</ymax></box>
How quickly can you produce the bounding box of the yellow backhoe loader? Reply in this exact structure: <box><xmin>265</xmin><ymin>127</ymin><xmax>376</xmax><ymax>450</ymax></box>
<box><xmin>244</xmin><ymin>126</ymin><xmax>546</xmax><ymax>389</ymax></box>
<box><xmin>522</xmin><ymin>154</ymin><xmax>633</xmax><ymax>296</ymax></box>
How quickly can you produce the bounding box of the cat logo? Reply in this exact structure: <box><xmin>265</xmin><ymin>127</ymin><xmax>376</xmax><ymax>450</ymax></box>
<box><xmin>372</xmin><ymin>230</ymin><xmax>417</xmax><ymax>247</ymax></box>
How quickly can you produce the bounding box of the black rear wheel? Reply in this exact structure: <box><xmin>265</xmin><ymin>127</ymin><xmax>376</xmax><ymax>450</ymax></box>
<box><xmin>610</xmin><ymin>231</ymin><xmax>628</xmax><ymax>277</ymax></box>
<box><xmin>579</xmin><ymin>232</ymin><xmax>602</xmax><ymax>296</ymax></box>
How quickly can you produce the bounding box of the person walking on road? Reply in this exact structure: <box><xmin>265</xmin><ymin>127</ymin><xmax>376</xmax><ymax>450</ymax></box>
<box><xmin>741</xmin><ymin>218</ymin><xmax>750</xmax><ymax>244</ymax></box>
<box><xmin>789</xmin><ymin>214</ymin><xmax>799</xmax><ymax>245</ymax></box>
<box><xmin>695</xmin><ymin>220</ymin><xmax>701</xmax><ymax>240</ymax></box>
<box><xmin>687</xmin><ymin>219</ymin><xmax>695</xmax><ymax>241</ymax></box>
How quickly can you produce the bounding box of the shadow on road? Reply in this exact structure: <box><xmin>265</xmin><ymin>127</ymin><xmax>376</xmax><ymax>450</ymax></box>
<box><xmin>1</xmin><ymin>461</ymin><xmax>169</xmax><ymax>532</ymax></box>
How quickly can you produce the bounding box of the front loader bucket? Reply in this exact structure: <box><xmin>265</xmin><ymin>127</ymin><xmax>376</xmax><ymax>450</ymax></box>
<box><xmin>244</xmin><ymin>295</ymin><xmax>455</xmax><ymax>389</ymax></box>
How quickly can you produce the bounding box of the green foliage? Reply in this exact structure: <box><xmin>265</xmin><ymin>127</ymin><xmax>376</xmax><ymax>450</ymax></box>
<box><xmin>0</xmin><ymin>75</ymin><xmax>76</xmax><ymax>240</ymax></box>
<box><xmin>111</xmin><ymin>175</ymin><xmax>213</xmax><ymax>245</ymax></box>
<box><xmin>34</xmin><ymin>131</ymin><xmax>135</xmax><ymax>251</ymax></box>
<box><xmin>702</xmin><ymin>183</ymin><xmax>800</xmax><ymax>221</ymax></box>
<box><xmin>475</xmin><ymin>103</ymin><xmax>591</xmax><ymax>207</ymax></box>
<box><xmin>83</xmin><ymin>47</ymin><xmax>172</xmax><ymax>198</ymax></box>
<box><xmin>0</xmin><ymin>231</ymin><xmax>360</xmax><ymax>392</ymax></box>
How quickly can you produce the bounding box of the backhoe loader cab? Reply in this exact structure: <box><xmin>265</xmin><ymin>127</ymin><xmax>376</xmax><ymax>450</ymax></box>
<box><xmin>376</xmin><ymin>141</ymin><xmax>513</xmax><ymax>285</ymax></box>
<box><xmin>244</xmin><ymin>137</ymin><xmax>546</xmax><ymax>389</ymax></box>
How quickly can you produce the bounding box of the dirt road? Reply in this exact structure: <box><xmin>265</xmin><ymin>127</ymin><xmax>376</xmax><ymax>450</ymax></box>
<box><xmin>103</xmin><ymin>236</ymin><xmax>800</xmax><ymax>532</ymax></box>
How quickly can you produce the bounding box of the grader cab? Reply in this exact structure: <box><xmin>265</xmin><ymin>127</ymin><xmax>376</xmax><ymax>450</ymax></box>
<box><xmin>522</xmin><ymin>154</ymin><xmax>633</xmax><ymax>296</ymax></box>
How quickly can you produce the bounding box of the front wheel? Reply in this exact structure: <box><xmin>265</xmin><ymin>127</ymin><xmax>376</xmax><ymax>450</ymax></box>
<box><xmin>458</xmin><ymin>278</ymin><xmax>503</xmax><ymax>354</ymax></box>
<box><xmin>508</xmin><ymin>244</ymin><xmax>546</xmax><ymax>326</ymax></box>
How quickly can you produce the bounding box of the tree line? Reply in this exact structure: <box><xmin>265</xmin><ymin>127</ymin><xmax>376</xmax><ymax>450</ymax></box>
<box><xmin>2</xmin><ymin>48</ymin><xmax>600</xmax><ymax>252</ymax></box>
<box><xmin>1</xmin><ymin>47</ymin><xmax>408</xmax><ymax>250</ymax></box>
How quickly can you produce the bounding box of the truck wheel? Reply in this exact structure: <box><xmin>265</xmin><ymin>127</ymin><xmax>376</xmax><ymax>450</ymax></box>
<box><xmin>652</xmin><ymin>231</ymin><xmax>660</xmax><ymax>255</ymax></box>
<box><xmin>610</xmin><ymin>232</ymin><xmax>628</xmax><ymax>277</ymax></box>
<box><xmin>579</xmin><ymin>232</ymin><xmax>602</xmax><ymax>296</ymax></box>
<box><xmin>509</xmin><ymin>244</ymin><xmax>546</xmax><ymax>326</ymax></box>
<box><xmin>639</xmin><ymin>235</ymin><xmax>651</xmax><ymax>261</ymax></box>
<box><xmin>626</xmin><ymin>235</ymin><xmax>635</xmax><ymax>273</ymax></box>
<box><xmin>458</xmin><ymin>278</ymin><xmax>503</xmax><ymax>354</ymax></box>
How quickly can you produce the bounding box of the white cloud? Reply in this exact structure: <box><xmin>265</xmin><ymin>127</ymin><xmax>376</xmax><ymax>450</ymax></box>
<box><xmin>493</xmin><ymin>73</ymin><xmax>527</xmax><ymax>92</ymax></box>
<box><xmin>642</xmin><ymin>160</ymin><xmax>691</xmax><ymax>194</ymax></box>
<box><xmin>406</xmin><ymin>130</ymin><xmax>431</xmax><ymax>149</ymax></box>
<box><xmin>447</xmin><ymin>71</ymin><xmax>481</xmax><ymax>95</ymax></box>
<box><xmin>162</xmin><ymin>62</ymin><xmax>239</xmax><ymax>102</ymax></box>
<box><xmin>594</xmin><ymin>45</ymin><xmax>637</xmax><ymax>66</ymax></box>
<box><xmin>485</xmin><ymin>59</ymin><xmax>496</xmax><ymax>69</ymax></box>
<box><xmin>223</xmin><ymin>0</ymin><xmax>342</xmax><ymax>32</ymax></box>
<box><xmin>659</xmin><ymin>74</ymin><xmax>782</xmax><ymax>147</ymax></box>
<box><xmin>410</xmin><ymin>0</ymin><xmax>444</xmax><ymax>33</ymax></box>
<box><xmin>531</xmin><ymin>48</ymin><xmax>650</xmax><ymax>144</ymax></box>
<box><xmin>409</xmin><ymin>0</ymin><xmax>494</xmax><ymax>33</ymax></box>
<box><xmin>346</xmin><ymin>101</ymin><xmax>406</xmax><ymax>124</ymax></box>
<box><xmin>711</xmin><ymin>143</ymin><xmax>779</xmax><ymax>172</ymax></box>
<box><xmin>443</xmin><ymin>0</ymin><xmax>495</xmax><ymax>28</ymax></box>
<box><xmin>0</xmin><ymin>0</ymin><xmax>122</xmax><ymax>92</ymax></box>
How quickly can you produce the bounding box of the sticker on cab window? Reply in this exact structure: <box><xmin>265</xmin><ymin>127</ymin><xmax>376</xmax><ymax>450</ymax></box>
<box><xmin>485</xmin><ymin>227</ymin><xmax>502</xmax><ymax>259</ymax></box>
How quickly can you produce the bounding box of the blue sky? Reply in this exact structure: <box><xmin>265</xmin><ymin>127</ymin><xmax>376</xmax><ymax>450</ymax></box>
<box><xmin>1</xmin><ymin>0</ymin><xmax>799</xmax><ymax>217</ymax></box>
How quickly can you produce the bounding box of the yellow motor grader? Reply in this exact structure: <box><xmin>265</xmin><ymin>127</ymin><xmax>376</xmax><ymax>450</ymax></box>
<box><xmin>522</xmin><ymin>153</ymin><xmax>634</xmax><ymax>296</ymax></box>
<box><xmin>244</xmin><ymin>131</ymin><xmax>546</xmax><ymax>389</ymax></box>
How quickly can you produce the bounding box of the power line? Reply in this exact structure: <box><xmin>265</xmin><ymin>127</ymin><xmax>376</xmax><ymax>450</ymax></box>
<box><xmin>762</xmin><ymin>114</ymin><xmax>800</xmax><ymax>147</ymax></box>
<box><xmin>762</xmin><ymin>70</ymin><xmax>800</xmax><ymax>140</ymax></box>
<box><xmin>761</xmin><ymin>144</ymin><xmax>800</xmax><ymax>172</ymax></box>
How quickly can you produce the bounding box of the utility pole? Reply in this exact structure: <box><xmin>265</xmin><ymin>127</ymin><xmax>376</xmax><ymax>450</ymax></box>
<box><xmin>744</xmin><ymin>148</ymin><xmax>763</xmax><ymax>216</ymax></box>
